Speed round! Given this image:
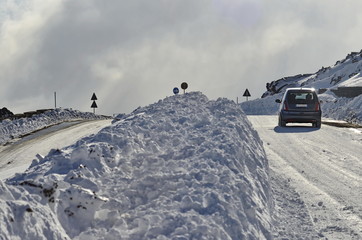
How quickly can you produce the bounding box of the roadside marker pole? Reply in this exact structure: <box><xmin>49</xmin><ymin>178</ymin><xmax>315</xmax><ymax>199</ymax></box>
<box><xmin>54</xmin><ymin>92</ymin><xmax>57</xmax><ymax>108</ymax></box>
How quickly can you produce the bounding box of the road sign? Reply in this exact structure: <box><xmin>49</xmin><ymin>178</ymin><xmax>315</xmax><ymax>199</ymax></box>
<box><xmin>173</xmin><ymin>87</ymin><xmax>179</xmax><ymax>95</ymax></box>
<box><xmin>181</xmin><ymin>82</ymin><xmax>188</xmax><ymax>93</ymax></box>
<box><xmin>91</xmin><ymin>101</ymin><xmax>98</xmax><ymax>108</ymax></box>
<box><xmin>91</xmin><ymin>100</ymin><xmax>97</xmax><ymax>114</ymax></box>
<box><xmin>243</xmin><ymin>89</ymin><xmax>251</xmax><ymax>101</ymax></box>
<box><xmin>91</xmin><ymin>93</ymin><xmax>98</xmax><ymax>101</ymax></box>
<box><xmin>243</xmin><ymin>89</ymin><xmax>251</xmax><ymax>97</ymax></box>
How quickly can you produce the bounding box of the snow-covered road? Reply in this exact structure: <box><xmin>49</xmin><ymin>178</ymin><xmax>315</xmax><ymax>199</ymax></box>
<box><xmin>0</xmin><ymin>120</ymin><xmax>111</xmax><ymax>180</ymax></box>
<box><xmin>248</xmin><ymin>115</ymin><xmax>362</xmax><ymax>240</ymax></box>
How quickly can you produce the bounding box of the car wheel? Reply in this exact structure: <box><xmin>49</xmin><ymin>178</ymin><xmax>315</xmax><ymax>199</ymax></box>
<box><xmin>313</xmin><ymin>121</ymin><xmax>321</xmax><ymax>128</ymax></box>
<box><xmin>279</xmin><ymin>116</ymin><xmax>286</xmax><ymax>127</ymax></box>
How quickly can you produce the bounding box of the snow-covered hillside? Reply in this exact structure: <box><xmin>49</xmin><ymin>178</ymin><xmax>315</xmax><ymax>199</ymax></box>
<box><xmin>0</xmin><ymin>92</ymin><xmax>273</xmax><ymax>239</ymax></box>
<box><xmin>262</xmin><ymin>50</ymin><xmax>362</xmax><ymax>97</ymax></box>
<box><xmin>241</xmin><ymin>50</ymin><xmax>362</xmax><ymax>124</ymax></box>
<box><xmin>0</xmin><ymin>108</ymin><xmax>110</xmax><ymax>145</ymax></box>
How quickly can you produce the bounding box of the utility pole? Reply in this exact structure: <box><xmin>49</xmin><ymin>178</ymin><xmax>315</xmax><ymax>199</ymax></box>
<box><xmin>54</xmin><ymin>92</ymin><xmax>57</xmax><ymax>108</ymax></box>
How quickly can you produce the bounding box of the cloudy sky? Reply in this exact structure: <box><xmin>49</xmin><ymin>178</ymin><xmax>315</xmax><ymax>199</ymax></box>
<box><xmin>1</xmin><ymin>0</ymin><xmax>362</xmax><ymax>115</ymax></box>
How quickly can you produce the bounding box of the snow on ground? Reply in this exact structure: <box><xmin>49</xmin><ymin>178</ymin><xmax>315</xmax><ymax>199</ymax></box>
<box><xmin>319</xmin><ymin>93</ymin><xmax>362</xmax><ymax>124</ymax></box>
<box><xmin>0</xmin><ymin>120</ymin><xmax>111</xmax><ymax>180</ymax></box>
<box><xmin>0</xmin><ymin>92</ymin><xmax>273</xmax><ymax>239</ymax></box>
<box><xmin>239</xmin><ymin>94</ymin><xmax>281</xmax><ymax>116</ymax></box>
<box><xmin>249</xmin><ymin>115</ymin><xmax>362</xmax><ymax>240</ymax></box>
<box><xmin>0</xmin><ymin>108</ymin><xmax>110</xmax><ymax>146</ymax></box>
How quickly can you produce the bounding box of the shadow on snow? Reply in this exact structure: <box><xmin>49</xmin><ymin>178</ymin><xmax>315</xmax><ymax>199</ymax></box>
<box><xmin>274</xmin><ymin>125</ymin><xmax>320</xmax><ymax>133</ymax></box>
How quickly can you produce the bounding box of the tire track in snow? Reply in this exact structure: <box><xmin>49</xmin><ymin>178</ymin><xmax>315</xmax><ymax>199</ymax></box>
<box><xmin>248</xmin><ymin>115</ymin><xmax>362</xmax><ymax>239</ymax></box>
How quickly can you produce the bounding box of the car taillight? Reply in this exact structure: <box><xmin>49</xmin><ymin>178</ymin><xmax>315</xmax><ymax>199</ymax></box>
<box><xmin>315</xmin><ymin>102</ymin><xmax>320</xmax><ymax>111</ymax></box>
<box><xmin>283</xmin><ymin>101</ymin><xmax>288</xmax><ymax>111</ymax></box>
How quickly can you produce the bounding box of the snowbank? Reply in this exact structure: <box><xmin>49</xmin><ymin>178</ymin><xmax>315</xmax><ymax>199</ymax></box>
<box><xmin>319</xmin><ymin>93</ymin><xmax>362</xmax><ymax>124</ymax></box>
<box><xmin>0</xmin><ymin>108</ymin><xmax>109</xmax><ymax>145</ymax></box>
<box><xmin>1</xmin><ymin>92</ymin><xmax>273</xmax><ymax>239</ymax></box>
<box><xmin>240</xmin><ymin>94</ymin><xmax>282</xmax><ymax>115</ymax></box>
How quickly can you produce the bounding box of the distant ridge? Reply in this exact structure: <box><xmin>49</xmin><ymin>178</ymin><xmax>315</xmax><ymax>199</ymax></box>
<box><xmin>262</xmin><ymin>49</ymin><xmax>362</xmax><ymax>98</ymax></box>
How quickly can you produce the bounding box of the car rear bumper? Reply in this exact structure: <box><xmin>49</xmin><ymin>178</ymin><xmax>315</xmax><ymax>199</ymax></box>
<box><xmin>280</xmin><ymin>110</ymin><xmax>321</xmax><ymax>123</ymax></box>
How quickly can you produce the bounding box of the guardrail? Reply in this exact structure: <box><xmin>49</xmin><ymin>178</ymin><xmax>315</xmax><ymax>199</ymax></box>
<box><xmin>318</xmin><ymin>86</ymin><xmax>362</xmax><ymax>98</ymax></box>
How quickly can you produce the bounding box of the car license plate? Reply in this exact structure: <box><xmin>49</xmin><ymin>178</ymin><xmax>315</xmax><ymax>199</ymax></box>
<box><xmin>296</xmin><ymin>104</ymin><xmax>307</xmax><ymax>108</ymax></box>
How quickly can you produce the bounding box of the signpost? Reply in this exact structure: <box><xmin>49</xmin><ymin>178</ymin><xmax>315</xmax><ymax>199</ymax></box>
<box><xmin>54</xmin><ymin>92</ymin><xmax>57</xmax><ymax>108</ymax></box>
<box><xmin>181</xmin><ymin>82</ymin><xmax>188</xmax><ymax>94</ymax></box>
<box><xmin>243</xmin><ymin>89</ymin><xmax>251</xmax><ymax>101</ymax></box>
<box><xmin>91</xmin><ymin>93</ymin><xmax>98</xmax><ymax>114</ymax></box>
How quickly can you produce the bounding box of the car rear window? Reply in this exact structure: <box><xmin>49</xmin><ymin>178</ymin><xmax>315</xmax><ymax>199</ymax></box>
<box><xmin>286</xmin><ymin>91</ymin><xmax>317</xmax><ymax>104</ymax></box>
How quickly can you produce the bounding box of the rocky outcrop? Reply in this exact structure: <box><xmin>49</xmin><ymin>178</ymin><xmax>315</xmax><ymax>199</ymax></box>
<box><xmin>0</xmin><ymin>107</ymin><xmax>14</xmax><ymax>120</ymax></box>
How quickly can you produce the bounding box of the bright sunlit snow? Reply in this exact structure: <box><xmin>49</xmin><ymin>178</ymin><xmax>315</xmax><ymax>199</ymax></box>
<box><xmin>0</xmin><ymin>92</ymin><xmax>273</xmax><ymax>239</ymax></box>
<box><xmin>0</xmin><ymin>108</ymin><xmax>108</xmax><ymax>145</ymax></box>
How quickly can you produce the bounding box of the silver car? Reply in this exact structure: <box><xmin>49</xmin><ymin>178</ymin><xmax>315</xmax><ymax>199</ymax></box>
<box><xmin>275</xmin><ymin>88</ymin><xmax>322</xmax><ymax>128</ymax></box>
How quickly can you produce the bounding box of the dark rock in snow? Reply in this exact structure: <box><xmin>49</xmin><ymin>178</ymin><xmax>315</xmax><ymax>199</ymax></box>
<box><xmin>0</xmin><ymin>107</ymin><xmax>14</xmax><ymax>120</ymax></box>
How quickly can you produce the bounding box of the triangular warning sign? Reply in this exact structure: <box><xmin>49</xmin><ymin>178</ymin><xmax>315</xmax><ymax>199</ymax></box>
<box><xmin>91</xmin><ymin>93</ymin><xmax>98</xmax><ymax>101</ymax></box>
<box><xmin>243</xmin><ymin>89</ymin><xmax>251</xmax><ymax>97</ymax></box>
<box><xmin>91</xmin><ymin>100</ymin><xmax>98</xmax><ymax>108</ymax></box>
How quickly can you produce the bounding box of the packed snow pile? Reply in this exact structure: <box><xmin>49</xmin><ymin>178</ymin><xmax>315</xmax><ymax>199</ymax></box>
<box><xmin>1</xmin><ymin>92</ymin><xmax>272</xmax><ymax>239</ymax></box>
<box><xmin>241</xmin><ymin>50</ymin><xmax>362</xmax><ymax>124</ymax></box>
<box><xmin>0</xmin><ymin>108</ymin><xmax>110</xmax><ymax>145</ymax></box>
<box><xmin>319</xmin><ymin>93</ymin><xmax>362</xmax><ymax>124</ymax></box>
<box><xmin>240</xmin><ymin>94</ymin><xmax>281</xmax><ymax>116</ymax></box>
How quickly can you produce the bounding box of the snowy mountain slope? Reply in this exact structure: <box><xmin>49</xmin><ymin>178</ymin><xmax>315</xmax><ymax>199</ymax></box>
<box><xmin>0</xmin><ymin>92</ymin><xmax>273</xmax><ymax>239</ymax></box>
<box><xmin>0</xmin><ymin>108</ymin><xmax>110</xmax><ymax>146</ymax></box>
<box><xmin>263</xmin><ymin>50</ymin><xmax>362</xmax><ymax>97</ymax></box>
<box><xmin>241</xmin><ymin>50</ymin><xmax>362</xmax><ymax>124</ymax></box>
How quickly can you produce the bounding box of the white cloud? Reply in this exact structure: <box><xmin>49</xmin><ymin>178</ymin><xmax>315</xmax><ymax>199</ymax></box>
<box><xmin>1</xmin><ymin>0</ymin><xmax>362</xmax><ymax>114</ymax></box>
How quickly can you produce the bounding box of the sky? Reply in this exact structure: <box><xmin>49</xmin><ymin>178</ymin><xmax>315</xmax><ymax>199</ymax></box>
<box><xmin>1</xmin><ymin>0</ymin><xmax>362</xmax><ymax>115</ymax></box>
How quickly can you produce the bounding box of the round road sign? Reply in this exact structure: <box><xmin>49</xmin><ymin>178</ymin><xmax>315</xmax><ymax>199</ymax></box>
<box><xmin>181</xmin><ymin>82</ymin><xmax>188</xmax><ymax>90</ymax></box>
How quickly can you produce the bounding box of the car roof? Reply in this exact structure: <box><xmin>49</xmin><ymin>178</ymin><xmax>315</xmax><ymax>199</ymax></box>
<box><xmin>285</xmin><ymin>87</ymin><xmax>316</xmax><ymax>92</ymax></box>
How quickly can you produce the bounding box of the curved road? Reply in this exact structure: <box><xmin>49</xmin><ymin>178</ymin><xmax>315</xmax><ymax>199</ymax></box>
<box><xmin>0</xmin><ymin>120</ymin><xmax>111</xmax><ymax>180</ymax></box>
<box><xmin>248</xmin><ymin>115</ymin><xmax>362</xmax><ymax>239</ymax></box>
